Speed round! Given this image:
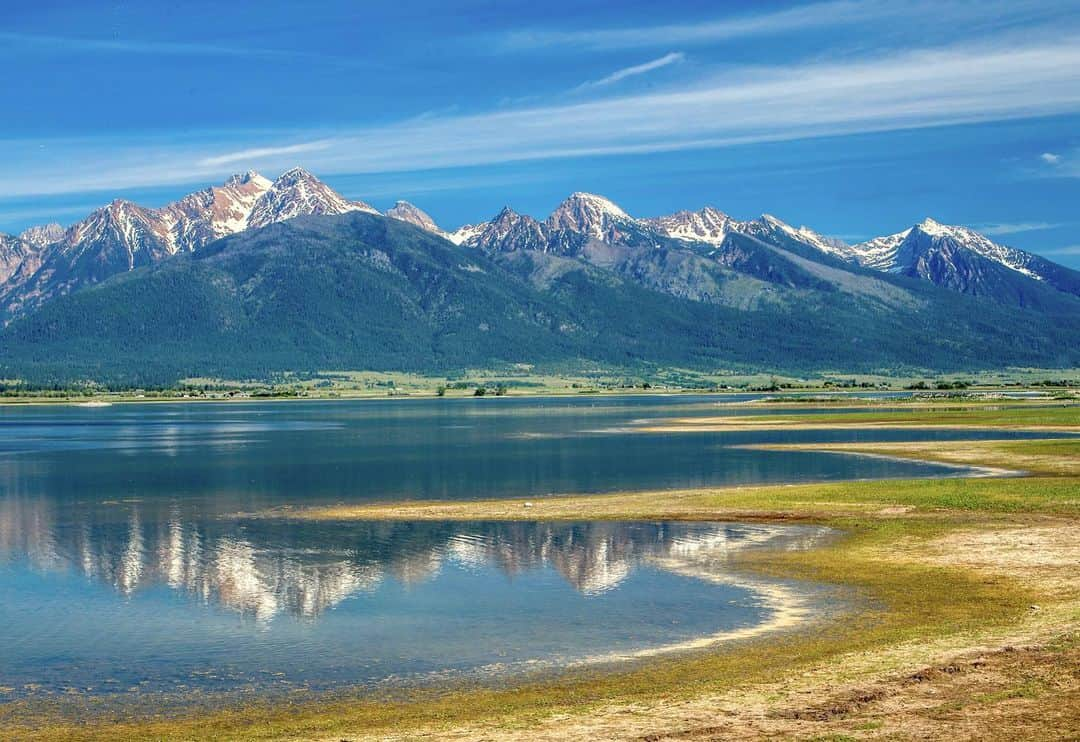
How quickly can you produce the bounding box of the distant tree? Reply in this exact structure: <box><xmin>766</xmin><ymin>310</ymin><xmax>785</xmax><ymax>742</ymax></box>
<box><xmin>474</xmin><ymin>386</ymin><xmax>487</xmax><ymax>397</ymax></box>
<box><xmin>435</xmin><ymin>385</ymin><xmax>446</xmax><ymax>397</ymax></box>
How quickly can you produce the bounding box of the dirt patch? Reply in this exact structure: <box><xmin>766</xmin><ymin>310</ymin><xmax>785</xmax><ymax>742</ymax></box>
<box><xmin>918</xmin><ymin>524</ymin><xmax>1080</xmax><ymax>599</ymax></box>
<box><xmin>631</xmin><ymin>640</ymin><xmax>1079</xmax><ymax>741</ymax></box>
<box><xmin>349</xmin><ymin>633</ymin><xmax>1078</xmax><ymax>741</ymax></box>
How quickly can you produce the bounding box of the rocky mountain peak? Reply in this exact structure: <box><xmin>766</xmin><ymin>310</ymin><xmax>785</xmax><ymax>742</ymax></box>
<box><xmin>547</xmin><ymin>192</ymin><xmax>633</xmax><ymax>238</ymax></box>
<box><xmin>274</xmin><ymin>166</ymin><xmax>316</xmax><ymax>184</ymax></box>
<box><xmin>246</xmin><ymin>168</ymin><xmax>377</xmax><ymax>229</ymax></box>
<box><xmin>493</xmin><ymin>205</ymin><xmax>524</xmax><ymax>223</ymax></box>
<box><xmin>225</xmin><ymin>170</ymin><xmax>272</xmax><ymax>189</ymax></box>
<box><xmin>912</xmin><ymin>217</ymin><xmax>966</xmax><ymax>240</ymax></box>
<box><xmin>386</xmin><ymin>201</ymin><xmax>443</xmax><ymax>234</ymax></box>
<box><xmin>19</xmin><ymin>223</ymin><xmax>65</xmax><ymax>248</ymax></box>
<box><xmin>853</xmin><ymin>218</ymin><xmax>1049</xmax><ymax>291</ymax></box>
<box><xmin>0</xmin><ymin>232</ymin><xmax>45</xmax><ymax>285</ymax></box>
<box><xmin>646</xmin><ymin>206</ymin><xmax>733</xmax><ymax>246</ymax></box>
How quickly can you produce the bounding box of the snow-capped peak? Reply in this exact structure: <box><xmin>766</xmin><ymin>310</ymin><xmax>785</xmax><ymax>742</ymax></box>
<box><xmin>18</xmin><ymin>223</ymin><xmax>65</xmax><ymax>248</ymax></box>
<box><xmin>914</xmin><ymin>216</ymin><xmax>957</xmax><ymax>238</ymax></box>
<box><xmin>276</xmin><ymin>166</ymin><xmax>316</xmax><ymax>183</ymax></box>
<box><xmin>850</xmin><ymin>228</ymin><xmax>911</xmax><ymax>271</ymax></box>
<box><xmin>224</xmin><ymin>170</ymin><xmax>272</xmax><ymax>190</ymax></box>
<box><xmin>447</xmin><ymin>223</ymin><xmax>486</xmax><ymax>246</ymax></box>
<box><xmin>0</xmin><ymin>232</ymin><xmax>46</xmax><ymax>284</ymax></box>
<box><xmin>911</xmin><ymin>218</ymin><xmax>1000</xmax><ymax>250</ymax></box>
<box><xmin>461</xmin><ymin>206</ymin><xmax>550</xmax><ymax>252</ymax></box>
<box><xmin>646</xmin><ymin>206</ymin><xmax>733</xmax><ymax>246</ymax></box>
<box><xmin>568</xmin><ymin>192</ymin><xmax>629</xmax><ymax>218</ymax></box>
<box><xmin>157</xmin><ymin>171</ymin><xmax>275</xmax><ymax>250</ymax></box>
<box><xmin>493</xmin><ymin>205</ymin><xmax>523</xmax><ymax>222</ymax></box>
<box><xmin>731</xmin><ymin>213</ymin><xmax>856</xmax><ymax>260</ymax></box>
<box><xmin>547</xmin><ymin>192</ymin><xmax>635</xmax><ymax>239</ymax></box>
<box><xmin>0</xmin><ymin>167</ymin><xmax>393</xmax><ymax>319</ymax></box>
<box><xmin>246</xmin><ymin>167</ymin><xmax>378</xmax><ymax>229</ymax></box>
<box><xmin>853</xmin><ymin>218</ymin><xmax>1043</xmax><ymax>280</ymax></box>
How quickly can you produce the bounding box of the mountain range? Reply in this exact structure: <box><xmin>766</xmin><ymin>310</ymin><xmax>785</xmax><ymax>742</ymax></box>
<box><xmin>1</xmin><ymin>168</ymin><xmax>1077</xmax><ymax>384</ymax></box>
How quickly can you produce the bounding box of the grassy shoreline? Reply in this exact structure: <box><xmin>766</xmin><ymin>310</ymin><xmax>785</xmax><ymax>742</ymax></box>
<box><xmin>0</xmin><ymin>369</ymin><xmax>1076</xmax><ymax>408</ymax></box>
<box><xmin>4</xmin><ymin>414</ymin><xmax>1078</xmax><ymax>740</ymax></box>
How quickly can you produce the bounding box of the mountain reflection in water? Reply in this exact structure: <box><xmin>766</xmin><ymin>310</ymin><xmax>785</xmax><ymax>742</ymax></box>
<box><xmin>0</xmin><ymin>494</ymin><xmax>830</xmax><ymax>623</ymax></box>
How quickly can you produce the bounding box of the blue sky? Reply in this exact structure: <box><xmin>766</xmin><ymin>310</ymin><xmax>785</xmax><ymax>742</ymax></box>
<box><xmin>3</xmin><ymin>0</ymin><xmax>1080</xmax><ymax>265</ymax></box>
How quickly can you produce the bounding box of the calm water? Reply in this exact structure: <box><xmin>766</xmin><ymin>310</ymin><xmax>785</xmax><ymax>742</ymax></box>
<box><xmin>0</xmin><ymin>395</ymin><xmax>1062</xmax><ymax>704</ymax></box>
<box><xmin>0</xmin><ymin>519</ymin><xmax>835</xmax><ymax>699</ymax></box>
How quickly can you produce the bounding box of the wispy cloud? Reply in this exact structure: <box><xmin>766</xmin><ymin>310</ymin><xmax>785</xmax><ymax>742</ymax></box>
<box><xmin>4</xmin><ymin>35</ymin><xmax>1080</xmax><ymax>198</ymax></box>
<box><xmin>0</xmin><ymin>31</ymin><xmax>388</xmax><ymax>70</ymax></box>
<box><xmin>498</xmin><ymin>0</ymin><xmax>885</xmax><ymax>50</ymax></box>
<box><xmin>575</xmin><ymin>52</ymin><xmax>685</xmax><ymax>90</ymax></box>
<box><xmin>200</xmin><ymin>141</ymin><xmax>336</xmax><ymax>168</ymax></box>
<box><xmin>494</xmin><ymin>0</ymin><xmax>1068</xmax><ymax>51</ymax></box>
<box><xmin>1040</xmin><ymin>152</ymin><xmax>1062</xmax><ymax>164</ymax></box>
<box><xmin>0</xmin><ymin>31</ymin><xmax>276</xmax><ymax>58</ymax></box>
<box><xmin>0</xmin><ymin>203</ymin><xmax>101</xmax><ymax>229</ymax></box>
<box><xmin>975</xmin><ymin>221</ymin><xmax>1064</xmax><ymax>236</ymax></box>
<box><xmin>1043</xmin><ymin>244</ymin><xmax>1080</xmax><ymax>255</ymax></box>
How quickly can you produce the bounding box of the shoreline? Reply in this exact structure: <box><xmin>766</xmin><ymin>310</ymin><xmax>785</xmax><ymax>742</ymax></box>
<box><xmin>0</xmin><ymin>385</ymin><xmax>1073</xmax><ymax>409</ymax></box>
<box><xmin>5</xmin><ymin>418</ymin><xmax>1078</xmax><ymax>741</ymax></box>
<box><xmin>634</xmin><ymin>418</ymin><xmax>1080</xmax><ymax>434</ymax></box>
<box><xmin>0</xmin><ymin>388</ymin><xmax>756</xmax><ymax>408</ymax></box>
<box><xmin>733</xmin><ymin>444</ymin><xmax>1026</xmax><ymax>478</ymax></box>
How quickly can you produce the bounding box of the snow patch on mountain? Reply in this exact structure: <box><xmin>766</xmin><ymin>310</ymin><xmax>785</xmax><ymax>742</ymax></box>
<box><xmin>247</xmin><ymin>167</ymin><xmax>378</xmax><ymax>229</ymax></box>
<box><xmin>547</xmin><ymin>192</ymin><xmax>635</xmax><ymax>240</ymax></box>
<box><xmin>0</xmin><ymin>168</ymin><xmax>389</xmax><ymax>320</ymax></box>
<box><xmin>157</xmin><ymin>170</ymin><xmax>272</xmax><ymax>252</ymax></box>
<box><xmin>447</xmin><ymin>223</ymin><xmax>486</xmax><ymax>246</ymax></box>
<box><xmin>853</xmin><ymin>219</ymin><xmax>1042</xmax><ymax>280</ymax></box>
<box><xmin>18</xmin><ymin>223</ymin><xmax>65</xmax><ymax>248</ymax></box>
<box><xmin>0</xmin><ymin>234</ymin><xmax>43</xmax><ymax>284</ymax></box>
<box><xmin>750</xmin><ymin>215</ymin><xmax>855</xmax><ymax>260</ymax></box>
<box><xmin>646</xmin><ymin>207</ymin><xmax>733</xmax><ymax>246</ymax></box>
<box><xmin>62</xmin><ymin>200</ymin><xmax>169</xmax><ymax>270</ymax></box>
<box><xmin>4</xmin><ymin>168</ymin><xmax>1076</xmax><ymax>323</ymax></box>
<box><xmin>851</xmin><ymin>229</ymin><xmax>911</xmax><ymax>271</ymax></box>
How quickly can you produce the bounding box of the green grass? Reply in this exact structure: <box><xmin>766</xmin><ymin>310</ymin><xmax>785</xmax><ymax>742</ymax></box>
<box><xmin>739</xmin><ymin>404</ymin><xmax>1080</xmax><ymax>428</ymax></box>
<box><xmin>711</xmin><ymin>476</ymin><xmax>1080</xmax><ymax>515</ymax></box>
<box><xmin>3</xmin><ymin>365</ymin><xmax>1079</xmax><ymax>405</ymax></box>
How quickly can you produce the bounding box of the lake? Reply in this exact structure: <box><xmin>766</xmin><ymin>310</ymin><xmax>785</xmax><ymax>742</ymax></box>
<box><xmin>0</xmin><ymin>395</ymin><xmax>1060</xmax><ymax>707</ymax></box>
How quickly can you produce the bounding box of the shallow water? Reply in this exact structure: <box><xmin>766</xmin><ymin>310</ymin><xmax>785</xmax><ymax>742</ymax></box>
<box><xmin>0</xmin><ymin>395</ymin><xmax>1063</xmax><ymax>702</ymax></box>
<box><xmin>0</xmin><ymin>395</ymin><xmax>1057</xmax><ymax>511</ymax></box>
<box><xmin>0</xmin><ymin>519</ymin><xmax>835</xmax><ymax>698</ymax></box>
